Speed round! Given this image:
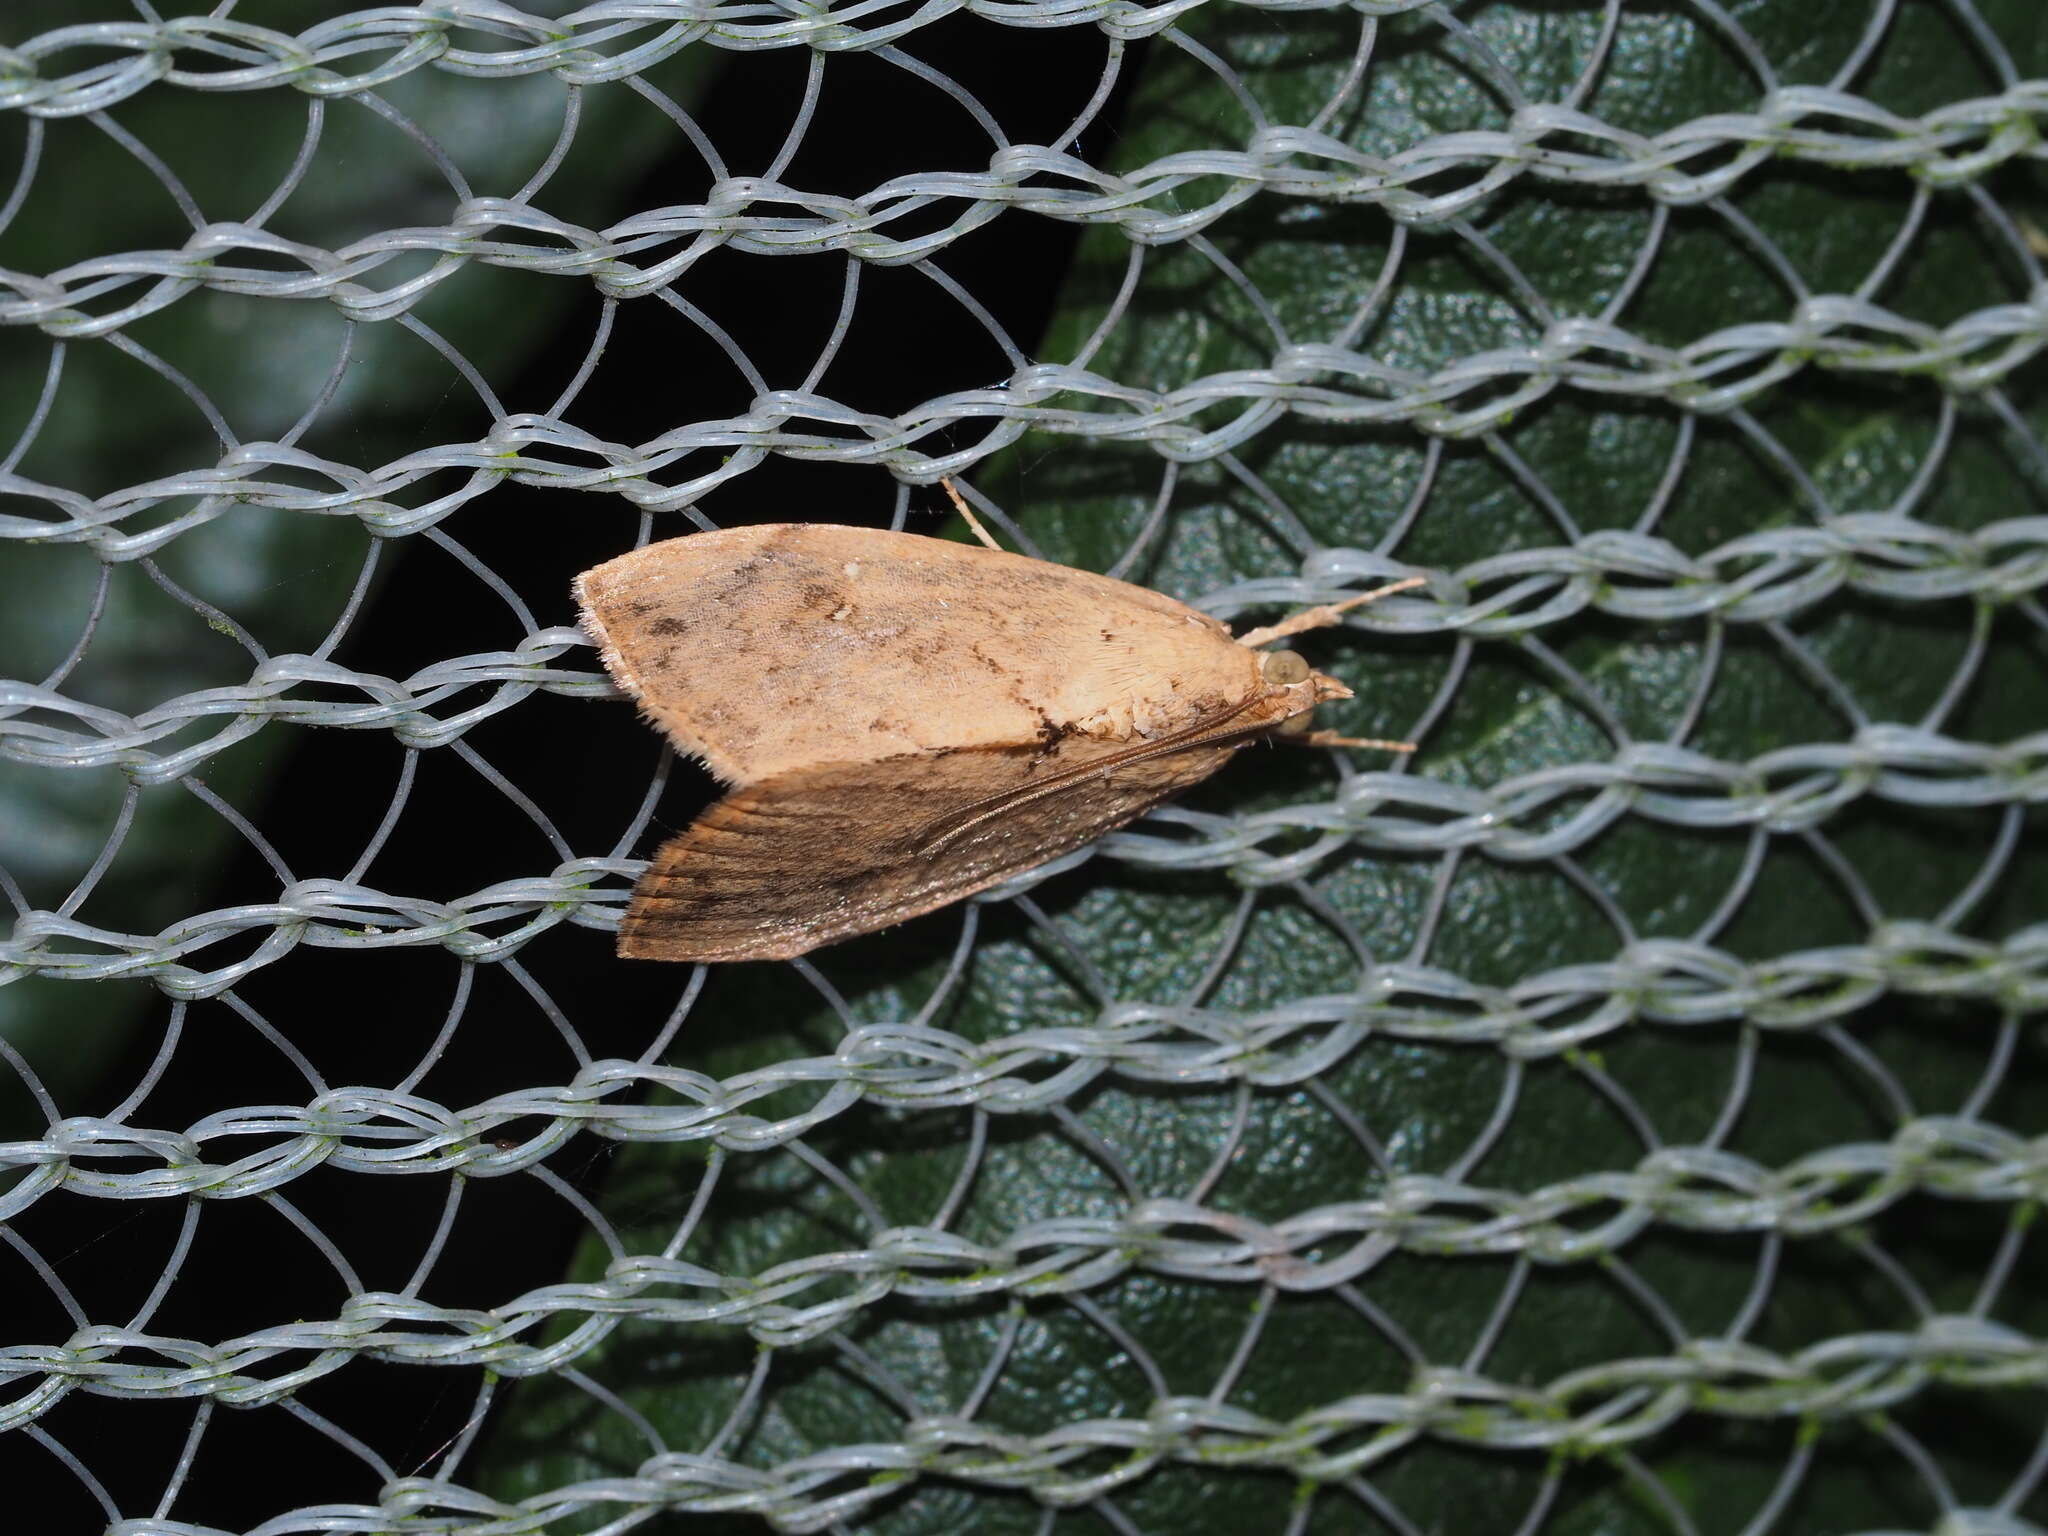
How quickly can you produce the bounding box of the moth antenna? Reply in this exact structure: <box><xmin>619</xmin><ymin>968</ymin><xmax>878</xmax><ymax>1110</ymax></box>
<box><xmin>1237</xmin><ymin>574</ymin><xmax>1427</xmax><ymax>648</ymax></box>
<box><xmin>1293</xmin><ymin>730</ymin><xmax>1417</xmax><ymax>753</ymax></box>
<box><xmin>940</xmin><ymin>478</ymin><xmax>1005</xmax><ymax>553</ymax></box>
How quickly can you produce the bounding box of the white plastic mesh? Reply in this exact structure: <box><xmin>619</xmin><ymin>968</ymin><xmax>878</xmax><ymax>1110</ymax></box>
<box><xmin>1</xmin><ymin>2</ymin><xmax>2045</xmax><ymax>1534</ymax></box>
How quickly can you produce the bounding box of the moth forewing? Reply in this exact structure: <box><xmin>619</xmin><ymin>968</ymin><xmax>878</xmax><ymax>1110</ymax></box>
<box><xmin>574</xmin><ymin>522</ymin><xmax>1260</xmax><ymax>787</ymax></box>
<box><xmin>915</xmin><ymin>676</ymin><xmax>1329</xmax><ymax>857</ymax></box>
<box><xmin>617</xmin><ymin>739</ymin><xmax>1237</xmax><ymax>962</ymax></box>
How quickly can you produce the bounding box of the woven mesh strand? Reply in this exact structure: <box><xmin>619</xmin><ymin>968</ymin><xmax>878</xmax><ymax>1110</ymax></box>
<box><xmin>2</xmin><ymin>1</ymin><xmax>2047</xmax><ymax>1533</ymax></box>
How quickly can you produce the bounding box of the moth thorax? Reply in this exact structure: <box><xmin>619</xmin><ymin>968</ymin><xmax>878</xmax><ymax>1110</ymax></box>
<box><xmin>1261</xmin><ymin>648</ymin><xmax>1316</xmax><ymax>736</ymax></box>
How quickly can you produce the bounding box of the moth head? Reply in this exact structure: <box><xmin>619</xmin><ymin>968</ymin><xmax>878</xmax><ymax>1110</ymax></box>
<box><xmin>1259</xmin><ymin>647</ymin><xmax>1352</xmax><ymax>737</ymax></box>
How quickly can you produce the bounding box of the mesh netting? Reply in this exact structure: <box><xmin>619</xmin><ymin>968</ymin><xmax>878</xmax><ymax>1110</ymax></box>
<box><xmin>2</xmin><ymin>1</ymin><xmax>2046</xmax><ymax>1533</ymax></box>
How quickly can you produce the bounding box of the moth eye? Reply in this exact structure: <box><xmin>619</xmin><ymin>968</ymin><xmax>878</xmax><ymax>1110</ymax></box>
<box><xmin>1262</xmin><ymin>649</ymin><xmax>1312</xmax><ymax>685</ymax></box>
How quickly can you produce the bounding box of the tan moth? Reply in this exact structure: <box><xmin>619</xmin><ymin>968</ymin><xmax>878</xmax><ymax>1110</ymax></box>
<box><xmin>575</xmin><ymin>486</ymin><xmax>1422</xmax><ymax>961</ymax></box>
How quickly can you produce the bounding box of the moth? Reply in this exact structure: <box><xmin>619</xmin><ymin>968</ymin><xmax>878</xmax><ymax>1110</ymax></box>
<box><xmin>576</xmin><ymin>488</ymin><xmax>1422</xmax><ymax>961</ymax></box>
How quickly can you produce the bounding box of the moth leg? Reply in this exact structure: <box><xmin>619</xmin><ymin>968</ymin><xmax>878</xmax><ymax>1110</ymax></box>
<box><xmin>1294</xmin><ymin>730</ymin><xmax>1416</xmax><ymax>753</ymax></box>
<box><xmin>1236</xmin><ymin>574</ymin><xmax>1427</xmax><ymax>648</ymax></box>
<box><xmin>939</xmin><ymin>478</ymin><xmax>1005</xmax><ymax>553</ymax></box>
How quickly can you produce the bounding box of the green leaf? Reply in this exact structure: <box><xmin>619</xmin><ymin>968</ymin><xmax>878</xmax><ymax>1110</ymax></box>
<box><xmin>486</xmin><ymin>6</ymin><xmax>2048</xmax><ymax>1532</ymax></box>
